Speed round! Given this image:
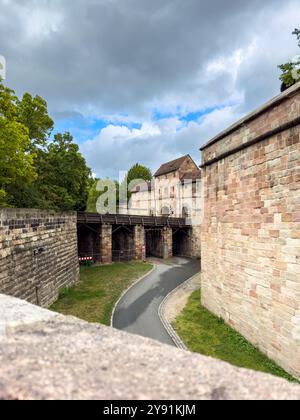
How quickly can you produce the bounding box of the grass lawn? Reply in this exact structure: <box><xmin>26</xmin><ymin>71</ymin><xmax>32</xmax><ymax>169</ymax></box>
<box><xmin>51</xmin><ymin>261</ymin><xmax>153</xmax><ymax>326</ymax></box>
<box><xmin>173</xmin><ymin>290</ymin><xmax>298</xmax><ymax>383</ymax></box>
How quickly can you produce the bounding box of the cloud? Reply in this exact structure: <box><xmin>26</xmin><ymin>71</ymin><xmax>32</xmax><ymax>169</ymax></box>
<box><xmin>81</xmin><ymin>106</ymin><xmax>241</xmax><ymax>178</ymax></box>
<box><xmin>1</xmin><ymin>0</ymin><xmax>300</xmax><ymax>176</ymax></box>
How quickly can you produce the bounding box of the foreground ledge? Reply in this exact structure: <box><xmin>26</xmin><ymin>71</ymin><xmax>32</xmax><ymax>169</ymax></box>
<box><xmin>0</xmin><ymin>294</ymin><xmax>299</xmax><ymax>401</ymax></box>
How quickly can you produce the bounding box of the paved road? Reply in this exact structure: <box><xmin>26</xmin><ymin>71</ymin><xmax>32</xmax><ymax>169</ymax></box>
<box><xmin>112</xmin><ymin>257</ymin><xmax>200</xmax><ymax>346</ymax></box>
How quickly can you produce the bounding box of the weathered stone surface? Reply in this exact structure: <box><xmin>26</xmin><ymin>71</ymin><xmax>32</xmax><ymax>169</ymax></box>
<box><xmin>0</xmin><ymin>294</ymin><xmax>300</xmax><ymax>400</ymax></box>
<box><xmin>201</xmin><ymin>83</ymin><xmax>300</xmax><ymax>380</ymax></box>
<box><xmin>100</xmin><ymin>224</ymin><xmax>112</xmax><ymax>264</ymax></box>
<box><xmin>0</xmin><ymin>209</ymin><xmax>79</xmax><ymax>308</ymax></box>
<box><xmin>0</xmin><ymin>294</ymin><xmax>57</xmax><ymax>336</ymax></box>
<box><xmin>134</xmin><ymin>225</ymin><xmax>146</xmax><ymax>260</ymax></box>
<box><xmin>191</xmin><ymin>226</ymin><xmax>202</xmax><ymax>259</ymax></box>
<box><xmin>162</xmin><ymin>227</ymin><xmax>173</xmax><ymax>259</ymax></box>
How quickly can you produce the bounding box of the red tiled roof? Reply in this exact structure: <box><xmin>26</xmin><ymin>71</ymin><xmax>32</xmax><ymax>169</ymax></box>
<box><xmin>154</xmin><ymin>155</ymin><xmax>189</xmax><ymax>177</ymax></box>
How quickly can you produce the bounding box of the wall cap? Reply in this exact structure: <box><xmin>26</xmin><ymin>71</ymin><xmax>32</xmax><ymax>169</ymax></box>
<box><xmin>200</xmin><ymin>82</ymin><xmax>300</xmax><ymax>152</ymax></box>
<box><xmin>0</xmin><ymin>294</ymin><xmax>299</xmax><ymax>400</ymax></box>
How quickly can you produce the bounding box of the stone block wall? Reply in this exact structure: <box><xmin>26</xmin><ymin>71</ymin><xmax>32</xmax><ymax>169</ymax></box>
<box><xmin>162</xmin><ymin>227</ymin><xmax>173</xmax><ymax>259</ymax></box>
<box><xmin>100</xmin><ymin>225</ymin><xmax>112</xmax><ymax>264</ymax></box>
<box><xmin>201</xmin><ymin>83</ymin><xmax>300</xmax><ymax>380</ymax></box>
<box><xmin>0</xmin><ymin>209</ymin><xmax>79</xmax><ymax>308</ymax></box>
<box><xmin>1</xmin><ymin>294</ymin><xmax>300</xmax><ymax>400</ymax></box>
<box><xmin>134</xmin><ymin>226</ymin><xmax>146</xmax><ymax>260</ymax></box>
<box><xmin>191</xmin><ymin>226</ymin><xmax>201</xmax><ymax>258</ymax></box>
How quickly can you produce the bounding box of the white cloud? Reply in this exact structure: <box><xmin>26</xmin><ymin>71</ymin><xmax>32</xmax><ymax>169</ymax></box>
<box><xmin>81</xmin><ymin>106</ymin><xmax>241</xmax><ymax>179</ymax></box>
<box><xmin>1</xmin><ymin>0</ymin><xmax>300</xmax><ymax>177</ymax></box>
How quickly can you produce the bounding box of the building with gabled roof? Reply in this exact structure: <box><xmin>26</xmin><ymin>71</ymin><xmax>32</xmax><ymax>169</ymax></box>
<box><xmin>129</xmin><ymin>154</ymin><xmax>201</xmax><ymax>218</ymax></box>
<box><xmin>128</xmin><ymin>155</ymin><xmax>202</xmax><ymax>257</ymax></box>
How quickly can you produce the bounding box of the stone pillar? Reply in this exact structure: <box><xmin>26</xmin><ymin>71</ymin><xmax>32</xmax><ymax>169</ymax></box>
<box><xmin>100</xmin><ymin>225</ymin><xmax>112</xmax><ymax>264</ymax></box>
<box><xmin>191</xmin><ymin>226</ymin><xmax>201</xmax><ymax>258</ymax></box>
<box><xmin>134</xmin><ymin>226</ymin><xmax>145</xmax><ymax>261</ymax></box>
<box><xmin>162</xmin><ymin>227</ymin><xmax>173</xmax><ymax>259</ymax></box>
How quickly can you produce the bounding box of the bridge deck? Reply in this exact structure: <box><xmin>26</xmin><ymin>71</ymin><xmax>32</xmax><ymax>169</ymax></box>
<box><xmin>77</xmin><ymin>212</ymin><xmax>190</xmax><ymax>228</ymax></box>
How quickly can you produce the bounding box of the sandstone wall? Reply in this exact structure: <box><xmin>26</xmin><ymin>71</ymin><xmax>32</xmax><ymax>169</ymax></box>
<box><xmin>134</xmin><ymin>226</ymin><xmax>146</xmax><ymax>260</ymax></box>
<box><xmin>201</xmin><ymin>83</ymin><xmax>300</xmax><ymax>380</ymax></box>
<box><xmin>162</xmin><ymin>227</ymin><xmax>173</xmax><ymax>259</ymax></box>
<box><xmin>100</xmin><ymin>225</ymin><xmax>112</xmax><ymax>264</ymax></box>
<box><xmin>0</xmin><ymin>209</ymin><xmax>79</xmax><ymax>307</ymax></box>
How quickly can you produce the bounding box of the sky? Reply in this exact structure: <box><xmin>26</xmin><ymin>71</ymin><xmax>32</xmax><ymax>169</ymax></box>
<box><xmin>1</xmin><ymin>0</ymin><xmax>300</xmax><ymax>179</ymax></box>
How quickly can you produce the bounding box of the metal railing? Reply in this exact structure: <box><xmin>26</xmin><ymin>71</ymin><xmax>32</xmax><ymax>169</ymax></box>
<box><xmin>112</xmin><ymin>249</ymin><xmax>135</xmax><ymax>262</ymax></box>
<box><xmin>77</xmin><ymin>212</ymin><xmax>190</xmax><ymax>227</ymax></box>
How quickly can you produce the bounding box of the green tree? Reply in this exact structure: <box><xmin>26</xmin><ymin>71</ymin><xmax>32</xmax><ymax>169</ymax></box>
<box><xmin>0</xmin><ymin>119</ymin><xmax>36</xmax><ymax>207</ymax></box>
<box><xmin>87</xmin><ymin>178</ymin><xmax>120</xmax><ymax>213</ymax></box>
<box><xmin>279</xmin><ymin>28</ymin><xmax>300</xmax><ymax>91</ymax></box>
<box><xmin>0</xmin><ymin>82</ymin><xmax>19</xmax><ymax>120</ymax></box>
<box><xmin>0</xmin><ymin>79</ymin><xmax>92</xmax><ymax>211</ymax></box>
<box><xmin>37</xmin><ymin>132</ymin><xmax>91</xmax><ymax>211</ymax></box>
<box><xmin>17</xmin><ymin>93</ymin><xmax>54</xmax><ymax>150</ymax></box>
<box><xmin>120</xmin><ymin>163</ymin><xmax>152</xmax><ymax>205</ymax></box>
<box><xmin>127</xmin><ymin>163</ymin><xmax>152</xmax><ymax>186</ymax></box>
<box><xmin>0</xmin><ymin>79</ymin><xmax>36</xmax><ymax>207</ymax></box>
<box><xmin>87</xmin><ymin>179</ymin><xmax>100</xmax><ymax>212</ymax></box>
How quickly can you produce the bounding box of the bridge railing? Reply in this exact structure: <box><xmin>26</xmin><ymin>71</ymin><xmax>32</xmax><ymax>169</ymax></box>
<box><xmin>77</xmin><ymin>212</ymin><xmax>190</xmax><ymax>228</ymax></box>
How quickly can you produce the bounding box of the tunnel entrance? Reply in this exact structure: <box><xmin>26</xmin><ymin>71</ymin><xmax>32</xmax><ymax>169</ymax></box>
<box><xmin>172</xmin><ymin>228</ymin><xmax>191</xmax><ymax>257</ymax></box>
<box><xmin>77</xmin><ymin>224</ymin><xmax>101</xmax><ymax>263</ymax></box>
<box><xmin>145</xmin><ymin>229</ymin><xmax>163</xmax><ymax>258</ymax></box>
<box><xmin>112</xmin><ymin>225</ymin><xmax>135</xmax><ymax>262</ymax></box>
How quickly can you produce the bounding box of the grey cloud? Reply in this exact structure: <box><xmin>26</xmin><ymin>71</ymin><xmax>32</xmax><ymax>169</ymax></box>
<box><xmin>1</xmin><ymin>0</ymin><xmax>300</xmax><ymax>177</ymax></box>
<box><xmin>81</xmin><ymin>107</ymin><xmax>241</xmax><ymax>179</ymax></box>
<box><xmin>1</xmin><ymin>0</ymin><xmax>296</xmax><ymax>114</ymax></box>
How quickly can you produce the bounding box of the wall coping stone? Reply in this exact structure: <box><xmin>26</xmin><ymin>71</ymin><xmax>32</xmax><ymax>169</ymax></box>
<box><xmin>200</xmin><ymin>82</ymin><xmax>300</xmax><ymax>151</ymax></box>
<box><xmin>0</xmin><ymin>294</ymin><xmax>300</xmax><ymax>400</ymax></box>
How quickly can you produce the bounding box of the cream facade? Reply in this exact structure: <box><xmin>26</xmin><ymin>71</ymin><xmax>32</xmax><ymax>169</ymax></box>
<box><xmin>129</xmin><ymin>155</ymin><xmax>202</xmax><ymax>224</ymax></box>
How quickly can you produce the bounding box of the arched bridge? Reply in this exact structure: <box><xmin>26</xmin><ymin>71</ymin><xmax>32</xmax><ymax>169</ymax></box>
<box><xmin>77</xmin><ymin>212</ymin><xmax>194</xmax><ymax>264</ymax></box>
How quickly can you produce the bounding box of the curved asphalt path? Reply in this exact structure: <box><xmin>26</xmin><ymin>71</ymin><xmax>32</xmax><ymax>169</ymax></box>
<box><xmin>112</xmin><ymin>257</ymin><xmax>200</xmax><ymax>346</ymax></box>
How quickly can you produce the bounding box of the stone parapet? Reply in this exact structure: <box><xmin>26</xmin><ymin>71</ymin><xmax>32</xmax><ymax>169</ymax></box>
<box><xmin>201</xmin><ymin>82</ymin><xmax>300</xmax><ymax>165</ymax></box>
<box><xmin>0</xmin><ymin>208</ymin><xmax>79</xmax><ymax>308</ymax></box>
<box><xmin>0</xmin><ymin>294</ymin><xmax>299</xmax><ymax>400</ymax></box>
<box><xmin>100</xmin><ymin>225</ymin><xmax>112</xmax><ymax>264</ymax></box>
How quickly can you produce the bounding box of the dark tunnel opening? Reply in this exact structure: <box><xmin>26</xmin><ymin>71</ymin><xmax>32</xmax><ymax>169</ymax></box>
<box><xmin>145</xmin><ymin>229</ymin><xmax>163</xmax><ymax>258</ymax></box>
<box><xmin>112</xmin><ymin>225</ymin><xmax>135</xmax><ymax>262</ymax></box>
<box><xmin>77</xmin><ymin>224</ymin><xmax>101</xmax><ymax>263</ymax></box>
<box><xmin>172</xmin><ymin>228</ymin><xmax>191</xmax><ymax>257</ymax></box>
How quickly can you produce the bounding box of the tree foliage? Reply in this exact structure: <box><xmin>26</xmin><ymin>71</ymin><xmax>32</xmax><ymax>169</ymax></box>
<box><xmin>0</xmin><ymin>79</ymin><xmax>91</xmax><ymax>210</ymax></box>
<box><xmin>87</xmin><ymin>179</ymin><xmax>120</xmax><ymax>213</ymax></box>
<box><xmin>17</xmin><ymin>93</ymin><xmax>54</xmax><ymax>149</ymax></box>
<box><xmin>0</xmin><ymin>81</ymin><xmax>36</xmax><ymax>206</ymax></box>
<box><xmin>37</xmin><ymin>132</ymin><xmax>91</xmax><ymax>211</ymax></box>
<box><xmin>119</xmin><ymin>163</ymin><xmax>152</xmax><ymax>206</ymax></box>
<box><xmin>279</xmin><ymin>28</ymin><xmax>300</xmax><ymax>91</ymax></box>
<box><xmin>127</xmin><ymin>163</ymin><xmax>152</xmax><ymax>187</ymax></box>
